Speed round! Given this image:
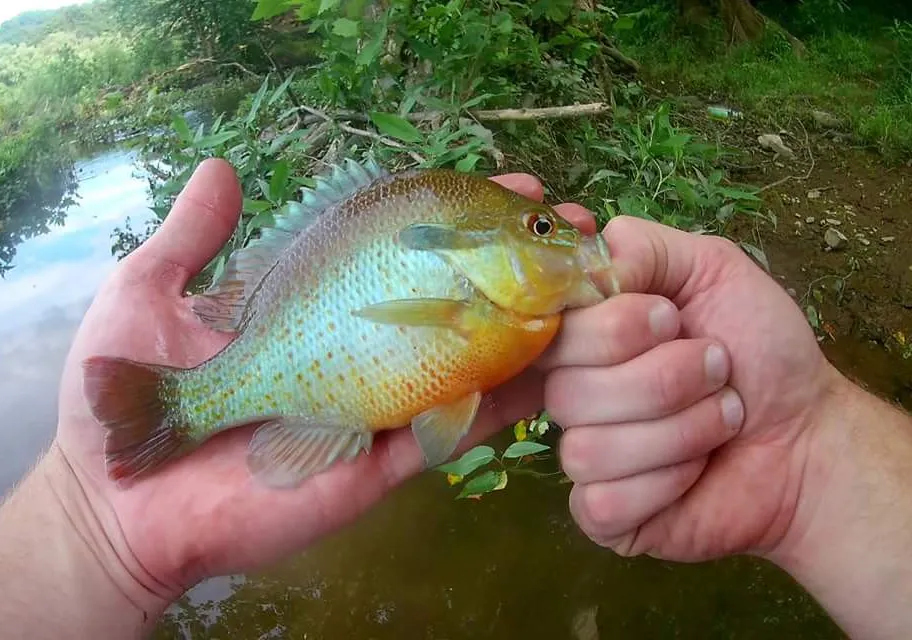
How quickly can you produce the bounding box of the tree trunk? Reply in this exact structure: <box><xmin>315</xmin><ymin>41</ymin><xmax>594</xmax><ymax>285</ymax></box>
<box><xmin>719</xmin><ymin>0</ymin><xmax>765</xmax><ymax>44</ymax></box>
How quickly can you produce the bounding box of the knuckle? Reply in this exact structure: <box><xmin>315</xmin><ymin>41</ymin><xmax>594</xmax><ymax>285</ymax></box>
<box><xmin>544</xmin><ymin>370</ymin><xmax>579</xmax><ymax>426</ymax></box>
<box><xmin>651</xmin><ymin>362</ymin><xmax>684</xmax><ymax>414</ymax></box>
<box><xmin>558</xmin><ymin>431</ymin><xmax>591</xmax><ymax>481</ymax></box>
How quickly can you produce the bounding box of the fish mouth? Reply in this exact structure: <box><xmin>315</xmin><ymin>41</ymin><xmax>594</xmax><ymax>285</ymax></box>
<box><xmin>576</xmin><ymin>232</ymin><xmax>621</xmax><ymax>298</ymax></box>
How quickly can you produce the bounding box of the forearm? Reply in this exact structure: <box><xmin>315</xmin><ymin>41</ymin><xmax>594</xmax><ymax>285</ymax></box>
<box><xmin>0</xmin><ymin>442</ymin><xmax>168</xmax><ymax>639</ymax></box>
<box><xmin>770</xmin><ymin>371</ymin><xmax>912</xmax><ymax>640</ymax></box>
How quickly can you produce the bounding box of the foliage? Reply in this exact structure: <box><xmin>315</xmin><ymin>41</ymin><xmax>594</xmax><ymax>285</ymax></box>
<box><xmin>434</xmin><ymin>413</ymin><xmax>561</xmax><ymax>500</ymax></box>
<box><xmin>109</xmin><ymin>0</ymin><xmax>267</xmax><ymax>63</ymax></box>
<box><xmin>610</xmin><ymin>1</ymin><xmax>912</xmax><ymax>159</ymax></box>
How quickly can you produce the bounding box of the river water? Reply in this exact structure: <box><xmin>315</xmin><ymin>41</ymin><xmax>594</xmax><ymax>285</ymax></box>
<box><xmin>1</xmin><ymin>149</ymin><xmax>870</xmax><ymax>638</ymax></box>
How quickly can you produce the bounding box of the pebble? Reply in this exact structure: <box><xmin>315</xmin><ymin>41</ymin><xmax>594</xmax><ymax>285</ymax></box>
<box><xmin>806</xmin><ymin>216</ymin><xmax>816</xmax><ymax>224</ymax></box>
<box><xmin>825</xmin><ymin>218</ymin><xmax>842</xmax><ymax>226</ymax></box>
<box><xmin>882</xmin><ymin>236</ymin><xmax>896</xmax><ymax>243</ymax></box>
<box><xmin>825</xmin><ymin>228</ymin><xmax>848</xmax><ymax>250</ymax></box>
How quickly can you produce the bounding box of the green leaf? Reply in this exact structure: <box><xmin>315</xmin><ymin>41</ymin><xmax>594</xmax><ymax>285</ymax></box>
<box><xmin>268</xmin><ymin>72</ymin><xmax>296</xmax><ymax>107</ymax></box>
<box><xmin>356</xmin><ymin>21</ymin><xmax>387</xmax><ymax>67</ymax></box>
<box><xmin>435</xmin><ymin>445</ymin><xmax>495</xmax><ymax>476</ymax></box>
<box><xmin>318</xmin><ymin>0</ymin><xmax>341</xmax><ymax>13</ymax></box>
<box><xmin>243</xmin><ymin>198</ymin><xmax>274</xmax><ymax>214</ymax></box>
<box><xmin>805</xmin><ymin>304</ymin><xmax>820</xmax><ymax>329</ymax></box>
<box><xmin>503</xmin><ymin>441</ymin><xmax>551</xmax><ymax>459</ymax></box>
<box><xmin>739</xmin><ymin>241</ymin><xmax>771</xmax><ymax>273</ymax></box>
<box><xmin>369</xmin><ymin>111</ymin><xmax>423</xmax><ymax>143</ymax></box>
<box><xmin>252</xmin><ymin>0</ymin><xmax>293</xmax><ymax>21</ymax></box>
<box><xmin>192</xmin><ymin>131</ymin><xmax>239</xmax><ymax>150</ymax></box>
<box><xmin>332</xmin><ymin>17</ymin><xmax>359</xmax><ymax>37</ymax></box>
<box><xmin>171</xmin><ymin>116</ymin><xmax>191</xmax><ymax>142</ymax></box>
<box><xmin>245</xmin><ymin>210</ymin><xmax>275</xmax><ymax>240</ymax></box>
<box><xmin>454</xmin><ymin>153</ymin><xmax>482</xmax><ymax>173</ymax></box>
<box><xmin>457</xmin><ymin>470</ymin><xmax>508</xmax><ymax>499</ymax></box>
<box><xmin>269</xmin><ymin>160</ymin><xmax>290</xmax><ymax>202</ymax></box>
<box><xmin>246</xmin><ymin>77</ymin><xmax>271</xmax><ymax>125</ymax></box>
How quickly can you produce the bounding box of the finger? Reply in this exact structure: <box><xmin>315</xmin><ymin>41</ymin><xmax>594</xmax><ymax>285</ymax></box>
<box><xmin>555</xmin><ymin>203</ymin><xmax>596</xmax><ymax>235</ymax></box>
<box><xmin>130</xmin><ymin>158</ymin><xmax>243</xmax><ymax>293</ymax></box>
<box><xmin>546</xmin><ymin>339</ymin><xmax>731</xmax><ymax>426</ymax></box>
<box><xmin>537</xmin><ymin>294</ymin><xmax>679</xmax><ymax>370</ymax></box>
<box><xmin>602</xmin><ymin>215</ymin><xmax>752</xmax><ymax>300</ymax></box>
<box><xmin>559</xmin><ymin>387</ymin><xmax>744</xmax><ymax>484</ymax></box>
<box><xmin>569</xmin><ymin>458</ymin><xmax>706</xmax><ymax>546</ymax></box>
<box><xmin>489</xmin><ymin>173</ymin><xmax>544</xmax><ymax>202</ymax></box>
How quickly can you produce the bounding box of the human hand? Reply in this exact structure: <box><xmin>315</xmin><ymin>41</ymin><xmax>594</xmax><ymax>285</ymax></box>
<box><xmin>48</xmin><ymin>161</ymin><xmax>682</xmax><ymax>612</ymax></box>
<box><xmin>547</xmin><ymin>216</ymin><xmax>842</xmax><ymax>560</ymax></box>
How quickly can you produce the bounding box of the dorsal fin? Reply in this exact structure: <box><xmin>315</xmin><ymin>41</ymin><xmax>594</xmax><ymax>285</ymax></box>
<box><xmin>190</xmin><ymin>156</ymin><xmax>389</xmax><ymax>332</ymax></box>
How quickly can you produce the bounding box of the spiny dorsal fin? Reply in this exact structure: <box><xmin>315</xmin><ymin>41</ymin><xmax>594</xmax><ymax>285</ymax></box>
<box><xmin>191</xmin><ymin>156</ymin><xmax>389</xmax><ymax>332</ymax></box>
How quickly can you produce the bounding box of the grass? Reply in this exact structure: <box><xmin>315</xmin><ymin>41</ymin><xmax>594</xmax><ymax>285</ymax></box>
<box><xmin>611</xmin><ymin>3</ymin><xmax>912</xmax><ymax>161</ymax></box>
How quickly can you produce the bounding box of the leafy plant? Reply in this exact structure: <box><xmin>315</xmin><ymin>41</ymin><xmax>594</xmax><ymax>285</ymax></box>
<box><xmin>434</xmin><ymin>412</ymin><xmax>561</xmax><ymax>500</ymax></box>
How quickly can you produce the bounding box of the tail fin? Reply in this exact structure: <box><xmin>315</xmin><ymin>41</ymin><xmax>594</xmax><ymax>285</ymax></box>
<box><xmin>82</xmin><ymin>356</ymin><xmax>191</xmax><ymax>484</ymax></box>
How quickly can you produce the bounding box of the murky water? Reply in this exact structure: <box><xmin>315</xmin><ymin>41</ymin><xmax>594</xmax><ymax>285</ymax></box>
<box><xmin>6</xmin><ymin>149</ymin><xmax>896</xmax><ymax>639</ymax></box>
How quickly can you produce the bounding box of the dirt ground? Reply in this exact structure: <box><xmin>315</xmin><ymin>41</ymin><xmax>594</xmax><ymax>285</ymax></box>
<box><xmin>704</xmin><ymin>111</ymin><xmax>912</xmax><ymax>407</ymax></box>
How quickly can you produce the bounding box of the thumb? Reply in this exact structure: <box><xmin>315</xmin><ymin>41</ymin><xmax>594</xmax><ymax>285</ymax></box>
<box><xmin>602</xmin><ymin>216</ymin><xmax>745</xmax><ymax>305</ymax></box>
<box><xmin>129</xmin><ymin>158</ymin><xmax>243</xmax><ymax>293</ymax></box>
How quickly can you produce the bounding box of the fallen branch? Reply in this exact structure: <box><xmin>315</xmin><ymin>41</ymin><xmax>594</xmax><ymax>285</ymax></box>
<box><xmin>299</xmin><ymin>105</ymin><xmax>426</xmax><ymax>165</ymax></box>
<box><xmin>298</xmin><ymin>102</ymin><xmax>611</xmax><ymax>126</ymax></box>
<box><xmin>604</xmin><ymin>46</ymin><xmax>640</xmax><ymax>73</ymax></box>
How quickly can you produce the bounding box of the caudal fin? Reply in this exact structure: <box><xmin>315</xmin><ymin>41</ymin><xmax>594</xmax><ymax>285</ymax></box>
<box><xmin>82</xmin><ymin>356</ymin><xmax>191</xmax><ymax>483</ymax></box>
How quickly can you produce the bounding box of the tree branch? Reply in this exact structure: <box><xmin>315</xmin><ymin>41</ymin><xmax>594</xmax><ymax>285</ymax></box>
<box><xmin>297</xmin><ymin>102</ymin><xmax>612</xmax><ymax>126</ymax></box>
<box><xmin>299</xmin><ymin>106</ymin><xmax>426</xmax><ymax>165</ymax></box>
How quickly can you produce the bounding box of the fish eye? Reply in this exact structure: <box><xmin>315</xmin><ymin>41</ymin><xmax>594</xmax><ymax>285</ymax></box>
<box><xmin>524</xmin><ymin>212</ymin><xmax>555</xmax><ymax>238</ymax></box>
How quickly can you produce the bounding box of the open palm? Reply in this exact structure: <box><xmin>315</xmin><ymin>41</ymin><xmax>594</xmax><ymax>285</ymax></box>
<box><xmin>51</xmin><ymin>159</ymin><xmax>615</xmax><ymax>601</ymax></box>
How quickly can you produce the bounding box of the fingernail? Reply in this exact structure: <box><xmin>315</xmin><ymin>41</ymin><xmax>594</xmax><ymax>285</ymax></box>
<box><xmin>721</xmin><ymin>388</ymin><xmax>744</xmax><ymax>431</ymax></box>
<box><xmin>704</xmin><ymin>344</ymin><xmax>729</xmax><ymax>386</ymax></box>
<box><xmin>648</xmin><ymin>301</ymin><xmax>678</xmax><ymax>340</ymax></box>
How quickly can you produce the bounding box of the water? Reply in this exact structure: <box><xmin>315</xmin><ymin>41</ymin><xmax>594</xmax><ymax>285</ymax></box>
<box><xmin>1</xmin><ymin>148</ymin><xmax>879</xmax><ymax>639</ymax></box>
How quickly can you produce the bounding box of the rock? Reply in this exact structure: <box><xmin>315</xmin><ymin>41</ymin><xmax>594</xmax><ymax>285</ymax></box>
<box><xmin>807</xmin><ymin>189</ymin><xmax>822</xmax><ymax>199</ymax></box>
<box><xmin>882</xmin><ymin>236</ymin><xmax>896</xmax><ymax>243</ymax></box>
<box><xmin>758</xmin><ymin>133</ymin><xmax>795</xmax><ymax>159</ymax></box>
<box><xmin>859</xmin><ymin>238</ymin><xmax>871</xmax><ymax>246</ymax></box>
<box><xmin>812</xmin><ymin>110</ymin><xmax>842</xmax><ymax>128</ymax></box>
<box><xmin>825</xmin><ymin>228</ymin><xmax>848</xmax><ymax>250</ymax></box>
<box><xmin>825</xmin><ymin>218</ymin><xmax>842</xmax><ymax>226</ymax></box>
<box><xmin>787</xmin><ymin>288</ymin><xmax>798</xmax><ymax>298</ymax></box>
<box><xmin>805</xmin><ymin>216</ymin><xmax>816</xmax><ymax>224</ymax></box>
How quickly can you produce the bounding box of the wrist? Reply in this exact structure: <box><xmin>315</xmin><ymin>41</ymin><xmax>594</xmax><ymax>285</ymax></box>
<box><xmin>766</xmin><ymin>368</ymin><xmax>912</xmax><ymax>639</ymax></box>
<box><xmin>0</xmin><ymin>441</ymin><xmax>170</xmax><ymax>638</ymax></box>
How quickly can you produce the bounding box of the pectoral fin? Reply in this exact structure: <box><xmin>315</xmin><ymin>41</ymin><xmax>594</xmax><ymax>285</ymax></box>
<box><xmin>411</xmin><ymin>392</ymin><xmax>482</xmax><ymax>467</ymax></box>
<box><xmin>352</xmin><ymin>298</ymin><xmax>473</xmax><ymax>337</ymax></box>
<box><xmin>246</xmin><ymin>418</ymin><xmax>373</xmax><ymax>488</ymax></box>
<box><xmin>398</xmin><ymin>223</ymin><xmax>497</xmax><ymax>251</ymax></box>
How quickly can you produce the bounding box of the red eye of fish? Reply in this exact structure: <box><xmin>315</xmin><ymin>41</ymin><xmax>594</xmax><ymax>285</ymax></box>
<box><xmin>525</xmin><ymin>213</ymin><xmax>555</xmax><ymax>237</ymax></box>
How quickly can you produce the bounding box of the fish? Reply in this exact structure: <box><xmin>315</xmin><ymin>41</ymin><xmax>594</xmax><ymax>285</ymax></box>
<box><xmin>82</xmin><ymin>157</ymin><xmax>620</xmax><ymax>489</ymax></box>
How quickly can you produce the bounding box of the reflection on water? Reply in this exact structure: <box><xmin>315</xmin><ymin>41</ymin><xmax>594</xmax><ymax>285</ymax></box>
<box><xmin>0</xmin><ymin>149</ymin><xmax>153</xmax><ymax>491</ymax></box>
<box><xmin>157</xmin><ymin>444</ymin><xmax>845</xmax><ymax>639</ymax></box>
<box><xmin>5</xmin><ymin>148</ymin><xmax>894</xmax><ymax>638</ymax></box>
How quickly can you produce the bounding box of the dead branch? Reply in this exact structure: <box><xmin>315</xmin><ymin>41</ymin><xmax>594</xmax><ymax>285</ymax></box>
<box><xmin>299</xmin><ymin>106</ymin><xmax>426</xmax><ymax>165</ymax></box>
<box><xmin>297</xmin><ymin>102</ymin><xmax>611</xmax><ymax>127</ymax></box>
<box><xmin>604</xmin><ymin>46</ymin><xmax>640</xmax><ymax>73</ymax></box>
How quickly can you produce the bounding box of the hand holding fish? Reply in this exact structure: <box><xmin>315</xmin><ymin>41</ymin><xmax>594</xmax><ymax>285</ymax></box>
<box><xmin>4</xmin><ymin>158</ymin><xmax>683</xmax><ymax>636</ymax></box>
<box><xmin>549</xmin><ymin>216</ymin><xmax>912</xmax><ymax>639</ymax></box>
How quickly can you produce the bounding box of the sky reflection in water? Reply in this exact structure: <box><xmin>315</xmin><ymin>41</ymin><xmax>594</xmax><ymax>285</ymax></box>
<box><xmin>0</xmin><ymin>149</ymin><xmax>152</xmax><ymax>491</ymax></box>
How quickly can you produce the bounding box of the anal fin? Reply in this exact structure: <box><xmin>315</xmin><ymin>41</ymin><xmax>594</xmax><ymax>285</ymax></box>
<box><xmin>411</xmin><ymin>392</ymin><xmax>482</xmax><ymax>468</ymax></box>
<box><xmin>246</xmin><ymin>418</ymin><xmax>373</xmax><ymax>488</ymax></box>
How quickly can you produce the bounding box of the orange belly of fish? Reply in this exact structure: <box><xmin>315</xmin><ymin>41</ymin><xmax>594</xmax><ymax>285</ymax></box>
<box><xmin>363</xmin><ymin>315</ymin><xmax>561</xmax><ymax>431</ymax></box>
